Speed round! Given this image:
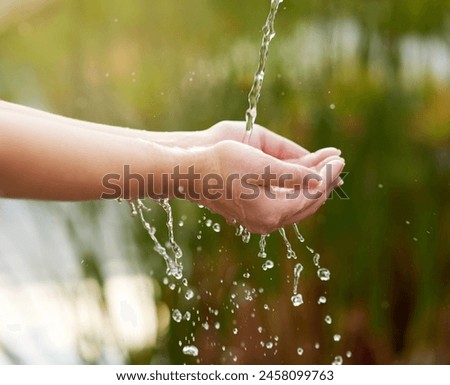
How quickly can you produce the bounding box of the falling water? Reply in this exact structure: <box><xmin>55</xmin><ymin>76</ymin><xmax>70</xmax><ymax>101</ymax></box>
<box><xmin>244</xmin><ymin>0</ymin><xmax>284</xmax><ymax>139</ymax></box>
<box><xmin>278</xmin><ymin>227</ymin><xmax>297</xmax><ymax>259</ymax></box>
<box><xmin>129</xmin><ymin>200</ymin><xmax>183</xmax><ymax>280</ymax></box>
<box><xmin>157</xmin><ymin>198</ymin><xmax>183</xmax><ymax>260</ymax></box>
<box><xmin>258</xmin><ymin>235</ymin><xmax>267</xmax><ymax>258</ymax></box>
<box><xmin>291</xmin><ymin>262</ymin><xmax>304</xmax><ymax>307</ymax></box>
<box><xmin>121</xmin><ymin>0</ymin><xmax>345</xmax><ymax>363</ymax></box>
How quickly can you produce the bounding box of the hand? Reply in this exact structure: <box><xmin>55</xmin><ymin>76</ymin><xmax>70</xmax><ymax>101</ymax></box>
<box><xmin>206</xmin><ymin>121</ymin><xmax>343</xmax><ymax>172</ymax></box>
<box><xmin>187</xmin><ymin>123</ymin><xmax>345</xmax><ymax>234</ymax></box>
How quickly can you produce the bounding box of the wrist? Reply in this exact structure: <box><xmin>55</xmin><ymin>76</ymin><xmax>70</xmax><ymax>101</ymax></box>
<box><xmin>171</xmin><ymin>146</ymin><xmax>210</xmax><ymax>203</ymax></box>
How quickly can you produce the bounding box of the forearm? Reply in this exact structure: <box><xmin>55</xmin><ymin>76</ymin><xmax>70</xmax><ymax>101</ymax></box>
<box><xmin>0</xmin><ymin>100</ymin><xmax>210</xmax><ymax>148</ymax></box>
<box><xmin>0</xmin><ymin>104</ymin><xmax>206</xmax><ymax>201</ymax></box>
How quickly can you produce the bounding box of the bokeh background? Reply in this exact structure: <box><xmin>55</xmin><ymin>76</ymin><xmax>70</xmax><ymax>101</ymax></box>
<box><xmin>0</xmin><ymin>0</ymin><xmax>449</xmax><ymax>364</ymax></box>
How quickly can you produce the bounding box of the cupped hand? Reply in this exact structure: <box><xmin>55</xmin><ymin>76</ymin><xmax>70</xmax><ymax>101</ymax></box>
<box><xmin>206</xmin><ymin>120</ymin><xmax>342</xmax><ymax>171</ymax></box>
<box><xmin>190</xmin><ymin>130</ymin><xmax>345</xmax><ymax>234</ymax></box>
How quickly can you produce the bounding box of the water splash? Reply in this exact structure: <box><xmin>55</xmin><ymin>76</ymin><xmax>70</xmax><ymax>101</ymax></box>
<box><xmin>318</xmin><ymin>296</ymin><xmax>327</xmax><ymax>304</ymax></box>
<box><xmin>313</xmin><ymin>253</ymin><xmax>320</xmax><ymax>267</ymax></box>
<box><xmin>258</xmin><ymin>234</ymin><xmax>268</xmax><ymax>258</ymax></box>
<box><xmin>185</xmin><ymin>289</ymin><xmax>194</xmax><ymax>301</ymax></box>
<box><xmin>291</xmin><ymin>263</ymin><xmax>304</xmax><ymax>307</ymax></box>
<box><xmin>291</xmin><ymin>294</ymin><xmax>303</xmax><ymax>307</ymax></box>
<box><xmin>278</xmin><ymin>228</ymin><xmax>297</xmax><ymax>259</ymax></box>
<box><xmin>241</xmin><ymin>227</ymin><xmax>251</xmax><ymax>243</ymax></box>
<box><xmin>182</xmin><ymin>345</ymin><xmax>199</xmax><ymax>357</ymax></box>
<box><xmin>332</xmin><ymin>355</ymin><xmax>343</xmax><ymax>365</ymax></box>
<box><xmin>157</xmin><ymin>198</ymin><xmax>183</xmax><ymax>260</ymax></box>
<box><xmin>317</xmin><ymin>268</ymin><xmax>331</xmax><ymax>281</ymax></box>
<box><xmin>293</xmin><ymin>223</ymin><xmax>305</xmax><ymax>243</ymax></box>
<box><xmin>262</xmin><ymin>259</ymin><xmax>274</xmax><ymax>270</ymax></box>
<box><xmin>244</xmin><ymin>0</ymin><xmax>284</xmax><ymax>138</ymax></box>
<box><xmin>130</xmin><ymin>200</ymin><xmax>183</xmax><ymax>279</ymax></box>
<box><xmin>172</xmin><ymin>309</ymin><xmax>183</xmax><ymax>323</ymax></box>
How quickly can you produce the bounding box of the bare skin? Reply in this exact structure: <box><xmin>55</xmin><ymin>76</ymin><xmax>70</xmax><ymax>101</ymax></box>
<box><xmin>0</xmin><ymin>101</ymin><xmax>345</xmax><ymax>234</ymax></box>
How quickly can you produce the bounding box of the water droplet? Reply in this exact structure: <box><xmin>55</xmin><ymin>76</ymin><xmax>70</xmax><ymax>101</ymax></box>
<box><xmin>317</xmin><ymin>268</ymin><xmax>331</xmax><ymax>281</ymax></box>
<box><xmin>333</xmin><ymin>334</ymin><xmax>341</xmax><ymax>342</ymax></box>
<box><xmin>178</xmin><ymin>220</ymin><xmax>184</xmax><ymax>227</ymax></box>
<box><xmin>346</xmin><ymin>350</ymin><xmax>352</xmax><ymax>358</ymax></box>
<box><xmin>185</xmin><ymin>289</ymin><xmax>194</xmax><ymax>301</ymax></box>
<box><xmin>182</xmin><ymin>345</ymin><xmax>199</xmax><ymax>357</ymax></box>
<box><xmin>257</xmin><ymin>326</ymin><xmax>263</xmax><ymax>333</ymax></box>
<box><xmin>405</xmin><ymin>220</ymin><xmax>410</xmax><ymax>225</ymax></box>
<box><xmin>314</xmin><ymin>342</ymin><xmax>320</xmax><ymax>349</ymax></box>
<box><xmin>169</xmin><ymin>283</ymin><xmax>176</xmax><ymax>291</ymax></box>
<box><xmin>378</xmin><ymin>184</ymin><xmax>384</xmax><ymax>189</ymax></box>
<box><xmin>292</xmin><ymin>263</ymin><xmax>304</xmax><ymax>300</ymax></box>
<box><xmin>232</xmin><ymin>328</ymin><xmax>238</xmax><ymax>335</ymax></box>
<box><xmin>313</xmin><ymin>253</ymin><xmax>321</xmax><ymax>267</ymax></box>
<box><xmin>294</xmin><ymin>263</ymin><xmax>303</xmax><ymax>278</ymax></box>
<box><xmin>202</xmin><ymin>322</ymin><xmax>209</xmax><ymax>330</ymax></box>
<box><xmin>291</xmin><ymin>294</ymin><xmax>303</xmax><ymax>307</ymax></box>
<box><xmin>266</xmin><ymin>342</ymin><xmax>273</xmax><ymax>349</ymax></box>
<box><xmin>293</xmin><ymin>224</ymin><xmax>305</xmax><ymax>242</ymax></box>
<box><xmin>262</xmin><ymin>260</ymin><xmax>274</xmax><ymax>270</ymax></box>
<box><xmin>263</xmin><ymin>304</ymin><xmax>269</xmax><ymax>310</ymax></box>
<box><xmin>243</xmin><ymin>272</ymin><xmax>250</xmax><ymax>279</ymax></box>
<box><xmin>318</xmin><ymin>296</ymin><xmax>327</xmax><ymax>304</ymax></box>
<box><xmin>212</xmin><ymin>223</ymin><xmax>221</xmax><ymax>232</ymax></box>
<box><xmin>330</xmin><ymin>103</ymin><xmax>336</xmax><ymax>110</ymax></box>
<box><xmin>324</xmin><ymin>315</ymin><xmax>332</xmax><ymax>324</ymax></box>
<box><xmin>205</xmin><ymin>219</ymin><xmax>212</xmax><ymax>227</ymax></box>
<box><xmin>214</xmin><ymin>322</ymin><xmax>220</xmax><ymax>330</ymax></box>
<box><xmin>172</xmin><ymin>309</ymin><xmax>182</xmax><ymax>323</ymax></box>
<box><xmin>297</xmin><ymin>347</ymin><xmax>304</xmax><ymax>356</ymax></box>
<box><xmin>184</xmin><ymin>311</ymin><xmax>191</xmax><ymax>321</ymax></box>
<box><xmin>241</xmin><ymin>228</ymin><xmax>251</xmax><ymax>243</ymax></box>
<box><xmin>279</xmin><ymin>228</ymin><xmax>297</xmax><ymax>259</ymax></box>
<box><xmin>332</xmin><ymin>355</ymin><xmax>343</xmax><ymax>365</ymax></box>
<box><xmin>258</xmin><ymin>235</ymin><xmax>267</xmax><ymax>258</ymax></box>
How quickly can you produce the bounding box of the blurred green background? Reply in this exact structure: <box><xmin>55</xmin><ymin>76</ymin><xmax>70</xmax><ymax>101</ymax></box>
<box><xmin>0</xmin><ymin>0</ymin><xmax>449</xmax><ymax>364</ymax></box>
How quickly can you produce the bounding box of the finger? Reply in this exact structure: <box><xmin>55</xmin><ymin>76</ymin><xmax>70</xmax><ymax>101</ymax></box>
<box><xmin>287</xmin><ymin>152</ymin><xmax>344</xmax><ymax>173</ymax></box>
<box><xmin>291</xmin><ymin>160</ymin><xmax>345</xmax><ymax>222</ymax></box>
<box><xmin>252</xmin><ymin>155</ymin><xmax>322</xmax><ymax>189</ymax></box>
<box><xmin>287</xmin><ymin>147</ymin><xmax>341</xmax><ymax>168</ymax></box>
<box><xmin>271</xmin><ymin>159</ymin><xmax>344</xmax><ymax>225</ymax></box>
<box><xmin>254</xmin><ymin>125</ymin><xmax>311</xmax><ymax>160</ymax></box>
<box><xmin>313</xmin><ymin>155</ymin><xmax>345</xmax><ymax>172</ymax></box>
